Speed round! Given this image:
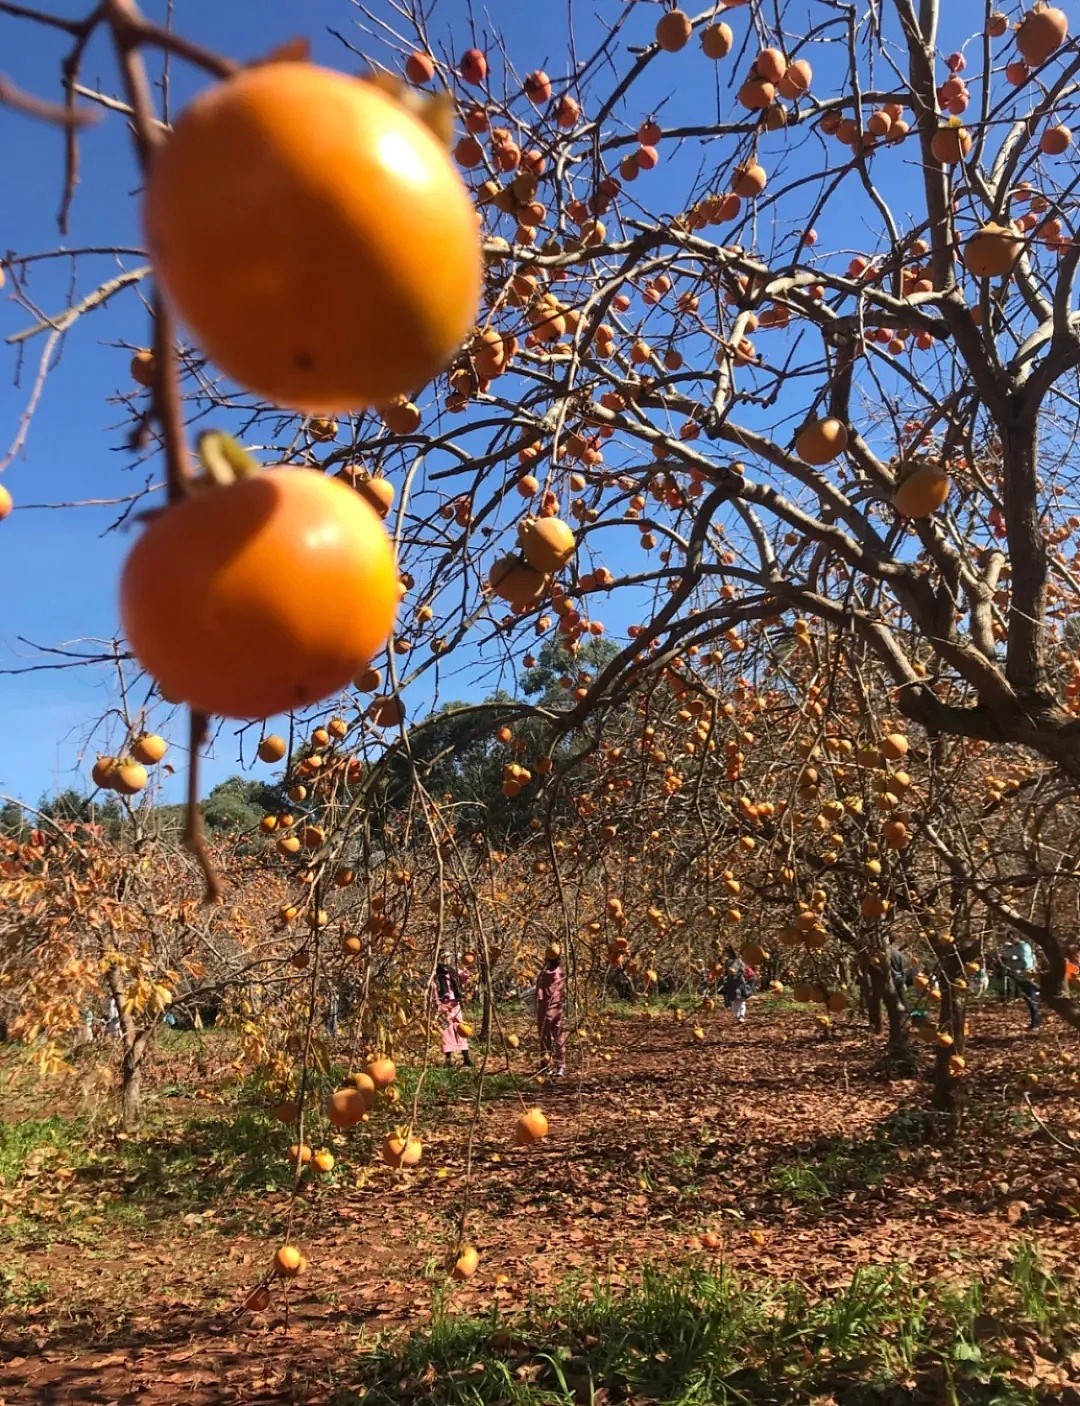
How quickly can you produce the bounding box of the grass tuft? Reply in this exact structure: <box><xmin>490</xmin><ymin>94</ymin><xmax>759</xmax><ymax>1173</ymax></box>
<box><xmin>349</xmin><ymin>1250</ymin><xmax>1079</xmax><ymax>1405</ymax></box>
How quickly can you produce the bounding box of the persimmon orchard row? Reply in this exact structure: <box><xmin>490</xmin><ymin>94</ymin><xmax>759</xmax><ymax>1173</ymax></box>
<box><xmin>2</xmin><ymin>0</ymin><xmax>1080</xmax><ymax>1297</ymax></box>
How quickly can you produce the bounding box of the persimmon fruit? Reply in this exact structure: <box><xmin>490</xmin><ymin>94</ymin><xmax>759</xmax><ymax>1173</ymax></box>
<box><xmin>518</xmin><ymin>516</ymin><xmax>576</xmax><ymax>573</ymax></box>
<box><xmin>258</xmin><ymin>734</ymin><xmax>287</xmax><ymax>763</ymax></box>
<box><xmin>796</xmin><ymin>418</ymin><xmax>848</xmax><ymax>466</ymax></box>
<box><xmin>1017</xmin><ymin>5</ymin><xmax>1068</xmax><ymax>67</ymax></box>
<box><xmin>700</xmin><ymin>22</ymin><xmax>733</xmax><ymax>59</ymax></box>
<box><xmin>273</xmin><ymin>1245</ymin><xmax>305</xmax><ymax>1277</ymax></box>
<box><xmin>114</xmin><ymin>761</ymin><xmax>149</xmax><ymax>795</ymax></box>
<box><xmin>964</xmin><ymin>222</ymin><xmax>1023</xmax><ymax>277</ymax></box>
<box><xmin>326</xmin><ymin>1086</ymin><xmax>371</xmax><ymax>1127</ymax></box>
<box><xmin>120</xmin><ymin>468</ymin><xmax>398</xmax><ymax>720</ymax></box>
<box><xmin>892</xmin><ymin>461</ymin><xmax>950</xmax><ymax>518</ymax></box>
<box><xmin>405</xmin><ymin>51</ymin><xmax>435</xmax><ymax>85</ymax></box>
<box><xmin>490</xmin><ymin>555</ymin><xmax>548</xmax><ymax>611</ymax></box>
<box><xmin>0</xmin><ymin>484</ymin><xmax>12</xmax><ymax>520</ymax></box>
<box><xmin>382</xmin><ymin>1132</ymin><xmax>423</xmax><ymax>1167</ymax></box>
<box><xmin>514</xmin><ymin>1107</ymin><xmax>549</xmax><ymax>1144</ymax></box>
<box><xmin>453</xmin><ymin>1244</ymin><xmax>479</xmax><ymax>1279</ymax></box>
<box><xmin>130</xmin><ymin>348</ymin><xmax>155</xmax><ymax>387</ymax></box>
<box><xmin>656</xmin><ymin>9</ymin><xmax>692</xmax><ymax>51</ymax></box>
<box><xmin>131</xmin><ymin>733</ymin><xmax>168</xmax><ymax>765</ymax></box>
<box><xmin>144</xmin><ymin>63</ymin><xmax>482</xmax><ymax>413</ymax></box>
<box><xmin>367</xmin><ymin>1056</ymin><xmax>397</xmax><ymax>1088</ymax></box>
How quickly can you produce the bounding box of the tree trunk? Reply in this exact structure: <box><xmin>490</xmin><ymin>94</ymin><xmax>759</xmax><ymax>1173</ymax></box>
<box><xmin>120</xmin><ymin>1032</ymin><xmax>148</xmax><ymax>1130</ymax></box>
<box><xmin>860</xmin><ymin>958</ymin><xmax>882</xmax><ymax>1035</ymax></box>
<box><xmin>106</xmin><ymin>967</ymin><xmax>155</xmax><ymax>1131</ymax></box>
<box><xmin>882</xmin><ymin>975</ymin><xmax>911</xmax><ymax>1062</ymax></box>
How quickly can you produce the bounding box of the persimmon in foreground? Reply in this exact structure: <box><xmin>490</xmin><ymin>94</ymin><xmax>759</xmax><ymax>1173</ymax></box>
<box><xmin>144</xmin><ymin>62</ymin><xmax>482</xmax><ymax>413</ymax></box>
<box><xmin>273</xmin><ymin>1245</ymin><xmax>306</xmax><ymax>1277</ymax></box>
<box><xmin>514</xmin><ymin>1107</ymin><xmax>549</xmax><ymax>1144</ymax></box>
<box><xmin>453</xmin><ymin>1244</ymin><xmax>479</xmax><ymax>1279</ymax></box>
<box><xmin>120</xmin><ymin>461</ymin><xmax>398</xmax><ymax>720</ymax></box>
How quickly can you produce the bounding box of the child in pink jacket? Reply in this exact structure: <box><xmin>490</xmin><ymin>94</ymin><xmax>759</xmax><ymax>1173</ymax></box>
<box><xmin>535</xmin><ymin>944</ymin><xmax>566</xmax><ymax>1077</ymax></box>
<box><xmin>432</xmin><ymin>954</ymin><xmax>472</xmax><ymax>1067</ymax></box>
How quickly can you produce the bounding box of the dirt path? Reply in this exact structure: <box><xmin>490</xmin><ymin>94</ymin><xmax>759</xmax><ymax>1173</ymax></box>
<box><xmin>2</xmin><ymin>999</ymin><xmax>1077</xmax><ymax>1404</ymax></box>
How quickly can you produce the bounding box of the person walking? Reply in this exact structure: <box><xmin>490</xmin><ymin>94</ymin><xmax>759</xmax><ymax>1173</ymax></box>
<box><xmin>888</xmin><ymin>945</ymin><xmax>911</xmax><ymax>1004</ymax></box>
<box><xmin>1001</xmin><ymin>937</ymin><xmax>1041</xmax><ymax>1030</ymax></box>
<box><xmin>535</xmin><ymin>943</ymin><xmax>567</xmax><ymax>1077</ymax></box>
<box><xmin>722</xmin><ymin>957</ymin><xmax>751</xmax><ymax>1026</ymax></box>
<box><xmin>432</xmin><ymin>953</ymin><xmax>472</xmax><ymax>1067</ymax></box>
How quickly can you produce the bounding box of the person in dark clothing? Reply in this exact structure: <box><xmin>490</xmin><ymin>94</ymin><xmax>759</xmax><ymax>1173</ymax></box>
<box><xmin>888</xmin><ymin>945</ymin><xmax>910</xmax><ymax>1003</ymax></box>
<box><xmin>722</xmin><ymin>960</ymin><xmax>751</xmax><ymax>1025</ymax></box>
<box><xmin>1001</xmin><ymin>938</ymin><xmax>1040</xmax><ymax>1030</ymax></box>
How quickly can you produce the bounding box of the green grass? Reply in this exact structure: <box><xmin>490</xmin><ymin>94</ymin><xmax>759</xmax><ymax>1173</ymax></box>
<box><xmin>349</xmin><ymin>1249</ymin><xmax>1080</xmax><ymax>1405</ymax></box>
<box><xmin>0</xmin><ymin>1116</ymin><xmax>87</xmax><ymax>1184</ymax></box>
<box><xmin>397</xmin><ymin>1064</ymin><xmax>521</xmax><ymax>1105</ymax></box>
<box><xmin>768</xmin><ymin>1107</ymin><xmax>941</xmax><ymax>1205</ymax></box>
<box><xmin>0</xmin><ymin>1265</ymin><xmax>51</xmax><ymax>1309</ymax></box>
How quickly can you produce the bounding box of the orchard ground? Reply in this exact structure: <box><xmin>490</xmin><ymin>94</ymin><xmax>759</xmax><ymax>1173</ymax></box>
<box><xmin>1</xmin><ymin>995</ymin><xmax>1079</xmax><ymax>1405</ymax></box>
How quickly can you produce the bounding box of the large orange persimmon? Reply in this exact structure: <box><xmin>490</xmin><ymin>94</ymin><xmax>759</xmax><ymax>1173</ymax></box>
<box><xmin>120</xmin><ymin>468</ymin><xmax>397</xmax><ymax>719</ymax></box>
<box><xmin>144</xmin><ymin>63</ymin><xmax>482</xmax><ymax>413</ymax></box>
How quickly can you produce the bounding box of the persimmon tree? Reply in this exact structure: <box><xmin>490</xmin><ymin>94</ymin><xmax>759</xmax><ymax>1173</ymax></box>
<box><xmin>5</xmin><ymin>0</ymin><xmax>1080</xmax><ymax>1286</ymax></box>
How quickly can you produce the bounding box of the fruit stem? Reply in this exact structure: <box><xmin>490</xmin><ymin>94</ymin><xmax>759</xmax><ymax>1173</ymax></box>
<box><xmin>196</xmin><ymin>431</ymin><xmax>261</xmax><ymax>487</ymax></box>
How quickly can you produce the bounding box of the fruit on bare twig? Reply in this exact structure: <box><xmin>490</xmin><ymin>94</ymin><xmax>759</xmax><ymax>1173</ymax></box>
<box><xmin>121</xmin><ymin>468</ymin><xmax>397</xmax><ymax>719</ymax></box>
<box><xmin>144</xmin><ymin>63</ymin><xmax>482</xmax><ymax>413</ymax></box>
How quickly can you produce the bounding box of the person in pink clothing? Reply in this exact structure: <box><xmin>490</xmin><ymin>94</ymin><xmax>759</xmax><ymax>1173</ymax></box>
<box><xmin>432</xmin><ymin>953</ymin><xmax>472</xmax><ymax>1068</ymax></box>
<box><xmin>535</xmin><ymin>943</ymin><xmax>567</xmax><ymax>1077</ymax></box>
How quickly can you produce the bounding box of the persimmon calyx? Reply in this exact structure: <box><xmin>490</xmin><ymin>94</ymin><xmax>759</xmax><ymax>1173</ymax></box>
<box><xmin>196</xmin><ymin>430</ymin><xmax>261</xmax><ymax>488</ymax></box>
<box><xmin>358</xmin><ymin>72</ymin><xmax>454</xmax><ymax>150</ymax></box>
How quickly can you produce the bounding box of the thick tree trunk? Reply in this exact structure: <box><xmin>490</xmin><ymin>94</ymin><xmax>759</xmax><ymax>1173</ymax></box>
<box><xmin>120</xmin><ymin>1033</ymin><xmax>147</xmax><ymax>1130</ymax></box>
<box><xmin>860</xmin><ymin>958</ymin><xmax>882</xmax><ymax>1035</ymax></box>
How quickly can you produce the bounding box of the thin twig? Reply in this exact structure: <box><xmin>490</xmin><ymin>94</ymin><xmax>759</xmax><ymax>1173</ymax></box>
<box><xmin>185</xmin><ymin>711</ymin><xmax>222</xmax><ymax>902</ymax></box>
<box><xmin>0</xmin><ymin>73</ymin><xmax>97</xmax><ymax>126</ymax></box>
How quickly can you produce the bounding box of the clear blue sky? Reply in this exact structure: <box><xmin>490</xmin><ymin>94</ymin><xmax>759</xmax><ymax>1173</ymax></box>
<box><xmin>1</xmin><ymin>0</ymin><xmax>587</xmax><ymax>805</ymax></box>
<box><xmin>0</xmin><ymin>0</ymin><xmax>939</xmax><ymax>807</ymax></box>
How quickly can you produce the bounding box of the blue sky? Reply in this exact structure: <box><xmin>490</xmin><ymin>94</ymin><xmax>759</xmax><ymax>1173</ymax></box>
<box><xmin>0</xmin><ymin>0</ymin><xmax>955</xmax><ymax>807</ymax></box>
<box><xmin>0</xmin><ymin>0</ymin><xmax>587</xmax><ymax>805</ymax></box>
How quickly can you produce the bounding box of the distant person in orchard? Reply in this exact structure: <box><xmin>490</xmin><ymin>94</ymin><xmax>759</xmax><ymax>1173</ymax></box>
<box><xmin>432</xmin><ymin>953</ymin><xmax>472</xmax><ymax>1068</ymax></box>
<box><xmin>1001</xmin><ymin>937</ymin><xmax>1041</xmax><ymax>1031</ymax></box>
<box><xmin>722</xmin><ymin>957</ymin><xmax>751</xmax><ymax>1026</ymax></box>
<box><xmin>536</xmin><ymin>943</ymin><xmax>567</xmax><ymax>1077</ymax></box>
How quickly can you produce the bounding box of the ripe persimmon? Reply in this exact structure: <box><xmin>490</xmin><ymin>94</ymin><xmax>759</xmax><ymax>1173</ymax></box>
<box><xmin>656</xmin><ymin>9</ymin><xmax>692</xmax><ymax>51</ymax></box>
<box><xmin>490</xmin><ymin>555</ymin><xmax>548</xmax><ymax>611</ymax></box>
<box><xmin>382</xmin><ymin>1132</ymin><xmax>423</xmax><ymax>1166</ymax></box>
<box><xmin>273</xmin><ymin>1245</ymin><xmax>305</xmax><ymax>1277</ymax></box>
<box><xmin>366</xmin><ymin>1056</ymin><xmax>397</xmax><ymax>1088</ymax></box>
<box><xmin>120</xmin><ymin>468</ymin><xmax>398</xmax><ymax>720</ymax></box>
<box><xmin>1017</xmin><ymin>5</ymin><xmax>1068</xmax><ymax>67</ymax></box>
<box><xmin>130</xmin><ymin>348</ymin><xmax>155</xmax><ymax>387</ymax></box>
<box><xmin>964</xmin><ymin>222</ymin><xmax>1023</xmax><ymax>277</ymax></box>
<box><xmin>405</xmin><ymin>51</ymin><xmax>435</xmax><ymax>85</ymax></box>
<box><xmin>518</xmin><ymin>516</ymin><xmax>575</xmax><ymax>573</ymax></box>
<box><xmin>144</xmin><ymin>63</ymin><xmax>482</xmax><ymax>413</ymax></box>
<box><xmin>131</xmin><ymin>733</ymin><xmax>168</xmax><ymax>765</ymax></box>
<box><xmin>514</xmin><ymin>1107</ymin><xmax>549</xmax><ymax>1144</ymax></box>
<box><xmin>0</xmin><ymin>484</ymin><xmax>12</xmax><ymax>521</ymax></box>
<box><xmin>258</xmin><ymin>734</ymin><xmax>287</xmax><ymax>763</ymax></box>
<box><xmin>892</xmin><ymin>461</ymin><xmax>950</xmax><ymax>518</ymax></box>
<box><xmin>326</xmin><ymin>1086</ymin><xmax>371</xmax><ymax>1127</ymax></box>
<box><xmin>453</xmin><ymin>1244</ymin><xmax>479</xmax><ymax>1279</ymax></box>
<box><xmin>795</xmin><ymin>417</ymin><xmax>848</xmax><ymax>466</ymax></box>
<box><xmin>91</xmin><ymin>756</ymin><xmax>117</xmax><ymax>789</ymax></box>
<box><xmin>700</xmin><ymin>22</ymin><xmax>733</xmax><ymax>59</ymax></box>
<box><xmin>114</xmin><ymin>760</ymin><xmax>149</xmax><ymax>795</ymax></box>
